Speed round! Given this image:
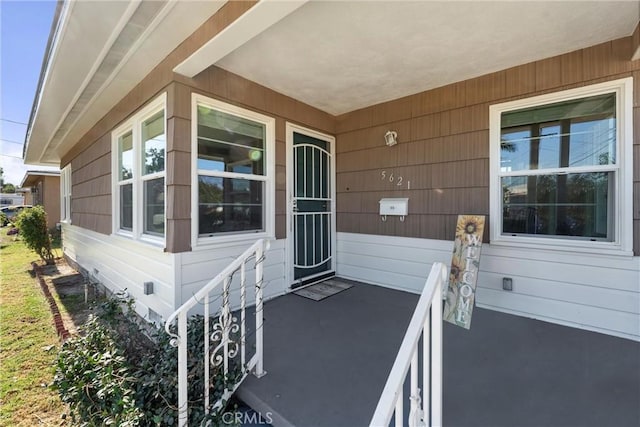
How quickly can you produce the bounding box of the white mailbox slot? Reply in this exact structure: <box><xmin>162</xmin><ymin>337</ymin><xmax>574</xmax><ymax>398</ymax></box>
<box><xmin>379</xmin><ymin>198</ymin><xmax>409</xmax><ymax>222</ymax></box>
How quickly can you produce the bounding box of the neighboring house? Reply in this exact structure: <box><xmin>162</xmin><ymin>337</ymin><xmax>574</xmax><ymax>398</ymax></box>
<box><xmin>20</xmin><ymin>171</ymin><xmax>61</xmax><ymax>226</ymax></box>
<box><xmin>23</xmin><ymin>1</ymin><xmax>639</xmax><ymax>343</ymax></box>
<box><xmin>0</xmin><ymin>193</ymin><xmax>24</xmax><ymax>206</ymax></box>
<box><xmin>16</xmin><ymin>187</ymin><xmax>33</xmax><ymax>206</ymax></box>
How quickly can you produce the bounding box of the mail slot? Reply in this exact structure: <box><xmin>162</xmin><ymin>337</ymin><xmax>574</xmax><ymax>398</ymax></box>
<box><xmin>379</xmin><ymin>198</ymin><xmax>409</xmax><ymax>216</ymax></box>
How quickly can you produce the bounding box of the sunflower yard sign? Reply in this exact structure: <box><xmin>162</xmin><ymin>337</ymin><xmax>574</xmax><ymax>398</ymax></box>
<box><xmin>443</xmin><ymin>215</ymin><xmax>485</xmax><ymax>329</ymax></box>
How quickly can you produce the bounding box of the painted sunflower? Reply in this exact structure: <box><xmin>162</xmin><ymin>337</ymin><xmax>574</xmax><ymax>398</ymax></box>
<box><xmin>449</xmin><ymin>256</ymin><xmax>464</xmax><ymax>284</ymax></box>
<box><xmin>456</xmin><ymin>215</ymin><xmax>484</xmax><ymax>238</ymax></box>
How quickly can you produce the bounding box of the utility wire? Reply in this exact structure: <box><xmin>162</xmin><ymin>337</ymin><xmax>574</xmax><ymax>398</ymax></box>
<box><xmin>0</xmin><ymin>138</ymin><xmax>24</xmax><ymax>145</ymax></box>
<box><xmin>0</xmin><ymin>118</ymin><xmax>28</xmax><ymax>126</ymax></box>
<box><xmin>0</xmin><ymin>153</ymin><xmax>24</xmax><ymax>159</ymax></box>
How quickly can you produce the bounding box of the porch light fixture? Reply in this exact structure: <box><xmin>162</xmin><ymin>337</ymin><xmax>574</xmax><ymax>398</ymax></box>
<box><xmin>384</xmin><ymin>130</ymin><xmax>398</xmax><ymax>146</ymax></box>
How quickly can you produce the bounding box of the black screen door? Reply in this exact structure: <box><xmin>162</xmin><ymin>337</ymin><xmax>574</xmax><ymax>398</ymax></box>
<box><xmin>293</xmin><ymin>132</ymin><xmax>332</xmax><ymax>282</ymax></box>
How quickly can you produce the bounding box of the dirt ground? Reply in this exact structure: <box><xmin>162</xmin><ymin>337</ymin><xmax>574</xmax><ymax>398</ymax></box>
<box><xmin>37</xmin><ymin>259</ymin><xmax>97</xmax><ymax>336</ymax></box>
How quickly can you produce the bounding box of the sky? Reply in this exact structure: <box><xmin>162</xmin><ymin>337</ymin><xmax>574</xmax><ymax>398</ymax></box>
<box><xmin>1</xmin><ymin>0</ymin><xmax>58</xmax><ymax>187</ymax></box>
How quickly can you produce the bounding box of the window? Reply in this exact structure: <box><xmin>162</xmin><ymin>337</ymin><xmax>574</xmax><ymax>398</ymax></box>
<box><xmin>117</xmin><ymin>130</ymin><xmax>134</xmax><ymax>231</ymax></box>
<box><xmin>192</xmin><ymin>94</ymin><xmax>275</xmax><ymax>245</ymax></box>
<box><xmin>60</xmin><ymin>165</ymin><xmax>72</xmax><ymax>222</ymax></box>
<box><xmin>141</xmin><ymin>111</ymin><xmax>165</xmax><ymax>236</ymax></box>
<box><xmin>490</xmin><ymin>78</ymin><xmax>633</xmax><ymax>254</ymax></box>
<box><xmin>112</xmin><ymin>94</ymin><xmax>166</xmax><ymax>242</ymax></box>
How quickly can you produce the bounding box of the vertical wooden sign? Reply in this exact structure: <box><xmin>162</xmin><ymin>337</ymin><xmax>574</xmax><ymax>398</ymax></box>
<box><xmin>443</xmin><ymin>215</ymin><xmax>485</xmax><ymax>329</ymax></box>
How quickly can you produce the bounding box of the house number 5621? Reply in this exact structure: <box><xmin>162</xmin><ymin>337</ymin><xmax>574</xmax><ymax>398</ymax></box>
<box><xmin>381</xmin><ymin>170</ymin><xmax>410</xmax><ymax>189</ymax></box>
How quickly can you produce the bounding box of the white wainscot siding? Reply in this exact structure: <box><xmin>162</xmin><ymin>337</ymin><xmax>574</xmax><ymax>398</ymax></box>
<box><xmin>336</xmin><ymin>232</ymin><xmax>640</xmax><ymax>341</ymax></box>
<box><xmin>178</xmin><ymin>239</ymin><xmax>287</xmax><ymax>317</ymax></box>
<box><xmin>62</xmin><ymin>224</ymin><xmax>176</xmax><ymax>320</ymax></box>
<box><xmin>336</xmin><ymin>232</ymin><xmax>453</xmax><ymax>293</ymax></box>
<box><xmin>478</xmin><ymin>245</ymin><xmax>640</xmax><ymax>341</ymax></box>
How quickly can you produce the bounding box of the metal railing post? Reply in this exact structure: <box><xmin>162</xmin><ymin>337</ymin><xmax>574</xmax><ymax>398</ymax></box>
<box><xmin>177</xmin><ymin>311</ymin><xmax>188</xmax><ymax>427</ymax></box>
<box><xmin>254</xmin><ymin>241</ymin><xmax>266</xmax><ymax>378</ymax></box>
<box><xmin>431</xmin><ymin>267</ymin><xmax>444</xmax><ymax>426</ymax></box>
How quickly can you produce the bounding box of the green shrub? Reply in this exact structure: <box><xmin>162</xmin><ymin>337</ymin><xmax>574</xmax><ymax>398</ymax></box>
<box><xmin>15</xmin><ymin>206</ymin><xmax>54</xmax><ymax>264</ymax></box>
<box><xmin>54</xmin><ymin>298</ymin><xmax>242</xmax><ymax>426</ymax></box>
<box><xmin>0</xmin><ymin>211</ymin><xmax>7</xmax><ymax>227</ymax></box>
<box><xmin>53</xmin><ymin>316</ymin><xmax>142</xmax><ymax>426</ymax></box>
<box><xmin>49</xmin><ymin>225</ymin><xmax>62</xmax><ymax>248</ymax></box>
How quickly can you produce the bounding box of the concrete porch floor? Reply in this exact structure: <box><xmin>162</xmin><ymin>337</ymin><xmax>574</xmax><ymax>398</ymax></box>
<box><xmin>237</xmin><ymin>279</ymin><xmax>640</xmax><ymax>427</ymax></box>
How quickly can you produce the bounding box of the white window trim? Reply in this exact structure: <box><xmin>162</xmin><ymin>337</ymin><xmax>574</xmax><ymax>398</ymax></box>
<box><xmin>489</xmin><ymin>77</ymin><xmax>633</xmax><ymax>256</ymax></box>
<box><xmin>191</xmin><ymin>93</ymin><xmax>275</xmax><ymax>248</ymax></box>
<box><xmin>113</xmin><ymin>124</ymin><xmax>135</xmax><ymax>238</ymax></box>
<box><xmin>111</xmin><ymin>93</ymin><xmax>167</xmax><ymax>246</ymax></box>
<box><xmin>60</xmin><ymin>165</ymin><xmax>72</xmax><ymax>223</ymax></box>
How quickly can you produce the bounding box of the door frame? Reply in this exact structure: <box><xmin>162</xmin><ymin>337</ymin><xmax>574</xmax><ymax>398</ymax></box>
<box><xmin>285</xmin><ymin>122</ymin><xmax>337</xmax><ymax>289</ymax></box>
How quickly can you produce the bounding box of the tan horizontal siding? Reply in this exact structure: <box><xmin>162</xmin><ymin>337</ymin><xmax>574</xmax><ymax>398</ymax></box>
<box><xmin>336</xmin><ymin>35</ymin><xmax>640</xmax><ymax>254</ymax></box>
<box><xmin>39</xmin><ymin>176</ymin><xmax>61</xmax><ymax>226</ymax></box>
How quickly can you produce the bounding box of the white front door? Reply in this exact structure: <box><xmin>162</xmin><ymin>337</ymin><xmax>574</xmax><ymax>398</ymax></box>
<box><xmin>286</xmin><ymin>124</ymin><xmax>336</xmax><ymax>288</ymax></box>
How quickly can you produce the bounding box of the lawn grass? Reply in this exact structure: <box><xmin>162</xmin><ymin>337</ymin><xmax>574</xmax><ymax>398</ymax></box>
<box><xmin>0</xmin><ymin>228</ymin><xmax>67</xmax><ymax>426</ymax></box>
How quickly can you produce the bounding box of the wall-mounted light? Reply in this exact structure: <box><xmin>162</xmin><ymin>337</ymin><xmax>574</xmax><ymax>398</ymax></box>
<box><xmin>384</xmin><ymin>130</ymin><xmax>398</xmax><ymax>147</ymax></box>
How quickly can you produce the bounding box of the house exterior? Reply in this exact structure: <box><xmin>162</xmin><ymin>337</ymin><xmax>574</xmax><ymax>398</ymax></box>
<box><xmin>19</xmin><ymin>171</ymin><xmax>61</xmax><ymax>226</ymax></box>
<box><xmin>24</xmin><ymin>1</ymin><xmax>640</xmax><ymax>341</ymax></box>
<box><xmin>16</xmin><ymin>188</ymin><xmax>33</xmax><ymax>206</ymax></box>
<box><xmin>0</xmin><ymin>193</ymin><xmax>24</xmax><ymax>206</ymax></box>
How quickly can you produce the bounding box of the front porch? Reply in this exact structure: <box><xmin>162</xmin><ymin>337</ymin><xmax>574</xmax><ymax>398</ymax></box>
<box><xmin>238</xmin><ymin>278</ymin><xmax>640</xmax><ymax>427</ymax></box>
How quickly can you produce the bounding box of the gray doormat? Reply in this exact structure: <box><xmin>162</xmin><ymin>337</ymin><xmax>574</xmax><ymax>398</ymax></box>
<box><xmin>293</xmin><ymin>279</ymin><xmax>353</xmax><ymax>301</ymax></box>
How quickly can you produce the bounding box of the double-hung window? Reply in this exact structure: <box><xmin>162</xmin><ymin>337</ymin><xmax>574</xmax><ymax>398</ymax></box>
<box><xmin>489</xmin><ymin>78</ymin><xmax>633</xmax><ymax>254</ymax></box>
<box><xmin>112</xmin><ymin>94</ymin><xmax>166</xmax><ymax>242</ymax></box>
<box><xmin>141</xmin><ymin>110</ymin><xmax>166</xmax><ymax>237</ymax></box>
<box><xmin>192</xmin><ymin>94</ymin><xmax>275</xmax><ymax>245</ymax></box>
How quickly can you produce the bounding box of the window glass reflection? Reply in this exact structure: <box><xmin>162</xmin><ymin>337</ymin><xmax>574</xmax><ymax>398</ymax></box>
<box><xmin>144</xmin><ymin>178</ymin><xmax>164</xmax><ymax>236</ymax></box>
<box><xmin>198</xmin><ymin>175</ymin><xmax>263</xmax><ymax>235</ymax></box>
<box><xmin>502</xmin><ymin>172</ymin><xmax>610</xmax><ymax>240</ymax></box>
<box><xmin>119</xmin><ymin>132</ymin><xmax>133</xmax><ymax>180</ymax></box>
<box><xmin>142</xmin><ymin>111</ymin><xmax>165</xmax><ymax>175</ymax></box>
<box><xmin>501</xmin><ymin>93</ymin><xmax>616</xmax><ymax>172</ymax></box>
<box><xmin>197</xmin><ymin>106</ymin><xmax>265</xmax><ymax>175</ymax></box>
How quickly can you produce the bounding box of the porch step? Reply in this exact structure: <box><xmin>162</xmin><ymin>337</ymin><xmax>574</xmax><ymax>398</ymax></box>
<box><xmin>232</xmin><ymin>399</ymin><xmax>275</xmax><ymax>427</ymax></box>
<box><xmin>235</xmin><ymin>389</ymin><xmax>292</xmax><ymax>427</ymax></box>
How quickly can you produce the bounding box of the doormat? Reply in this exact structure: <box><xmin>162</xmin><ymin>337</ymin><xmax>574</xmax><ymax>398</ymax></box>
<box><xmin>293</xmin><ymin>279</ymin><xmax>353</xmax><ymax>301</ymax></box>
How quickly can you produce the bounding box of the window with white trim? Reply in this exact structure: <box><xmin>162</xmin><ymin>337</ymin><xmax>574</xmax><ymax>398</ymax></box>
<box><xmin>192</xmin><ymin>95</ymin><xmax>275</xmax><ymax>244</ymax></box>
<box><xmin>489</xmin><ymin>78</ymin><xmax>633</xmax><ymax>254</ymax></box>
<box><xmin>112</xmin><ymin>94</ymin><xmax>166</xmax><ymax>241</ymax></box>
<box><xmin>60</xmin><ymin>165</ymin><xmax>72</xmax><ymax>222</ymax></box>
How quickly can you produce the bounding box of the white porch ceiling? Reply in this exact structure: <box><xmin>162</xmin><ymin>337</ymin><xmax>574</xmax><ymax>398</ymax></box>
<box><xmin>25</xmin><ymin>0</ymin><xmax>226</xmax><ymax>165</ymax></box>
<box><xmin>216</xmin><ymin>1</ymin><xmax>640</xmax><ymax>115</ymax></box>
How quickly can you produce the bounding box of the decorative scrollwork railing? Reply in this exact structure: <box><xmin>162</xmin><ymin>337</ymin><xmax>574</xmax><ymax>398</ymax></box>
<box><xmin>165</xmin><ymin>239</ymin><xmax>270</xmax><ymax>427</ymax></box>
<box><xmin>370</xmin><ymin>262</ymin><xmax>448</xmax><ymax>427</ymax></box>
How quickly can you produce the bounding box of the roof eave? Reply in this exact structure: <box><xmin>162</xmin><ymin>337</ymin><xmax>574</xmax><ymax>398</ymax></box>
<box><xmin>23</xmin><ymin>0</ymin><xmax>67</xmax><ymax>166</ymax></box>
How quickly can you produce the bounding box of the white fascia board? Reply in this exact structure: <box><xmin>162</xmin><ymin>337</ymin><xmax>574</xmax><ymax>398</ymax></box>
<box><xmin>23</xmin><ymin>0</ymin><xmax>73</xmax><ymax>165</ymax></box>
<box><xmin>173</xmin><ymin>0</ymin><xmax>308</xmax><ymax>78</ymax></box>
<box><xmin>36</xmin><ymin>0</ymin><xmax>142</xmax><ymax>165</ymax></box>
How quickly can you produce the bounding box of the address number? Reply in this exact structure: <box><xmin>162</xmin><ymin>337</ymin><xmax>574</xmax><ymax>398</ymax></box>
<box><xmin>381</xmin><ymin>170</ymin><xmax>410</xmax><ymax>189</ymax></box>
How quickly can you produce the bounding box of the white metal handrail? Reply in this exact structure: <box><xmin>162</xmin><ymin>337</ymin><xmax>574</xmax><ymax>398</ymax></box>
<box><xmin>165</xmin><ymin>238</ymin><xmax>270</xmax><ymax>427</ymax></box>
<box><xmin>370</xmin><ymin>262</ymin><xmax>448</xmax><ymax>427</ymax></box>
